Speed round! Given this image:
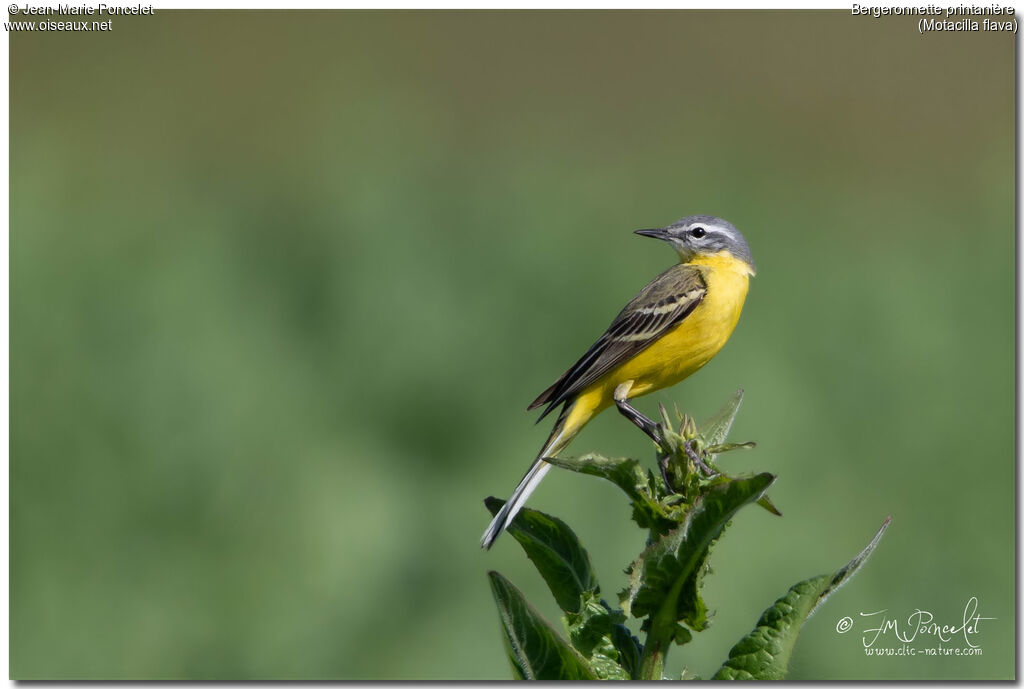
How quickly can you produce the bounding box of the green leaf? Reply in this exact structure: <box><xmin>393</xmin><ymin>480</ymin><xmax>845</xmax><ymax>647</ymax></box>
<box><xmin>576</xmin><ymin>636</ymin><xmax>629</xmax><ymax>680</ymax></box>
<box><xmin>544</xmin><ymin>453</ymin><xmax>673</xmax><ymax>529</ymax></box>
<box><xmin>621</xmin><ymin>473</ymin><xmax>775</xmax><ymax>623</ymax></box>
<box><xmin>564</xmin><ymin>593</ymin><xmax>631</xmax><ymax>680</ymax></box>
<box><xmin>757</xmin><ymin>495</ymin><xmax>783</xmax><ymax>517</ymax></box>
<box><xmin>672</xmin><ymin>623</ymin><xmax>693</xmax><ymax>645</ymax></box>
<box><xmin>675</xmin><ymin>558</ymin><xmax>710</xmax><ymax>633</ymax></box>
<box><xmin>712</xmin><ymin>517</ymin><xmax>891</xmax><ymax>680</ymax></box>
<box><xmin>698</xmin><ymin>389</ymin><xmax>745</xmax><ymax>447</ymax></box>
<box><xmin>544</xmin><ymin>453</ymin><xmax>651</xmax><ymax>505</ymax></box>
<box><xmin>610</xmin><ymin>623</ymin><xmax>642</xmax><ymax>680</ymax></box>
<box><xmin>705</xmin><ymin>441</ymin><xmax>756</xmax><ymax>454</ymax></box>
<box><xmin>544</xmin><ymin>453</ymin><xmax>674</xmax><ymax>532</ymax></box>
<box><xmin>483</xmin><ymin>501</ymin><xmax>632</xmax><ymax>679</ymax></box>
<box><xmin>564</xmin><ymin>593</ymin><xmax>619</xmax><ymax>655</ymax></box>
<box><xmin>487</xmin><ymin>571</ymin><xmax>598</xmax><ymax>680</ymax></box>
<box><xmin>484</xmin><ymin>497</ymin><xmax>598</xmax><ymax>613</ymax></box>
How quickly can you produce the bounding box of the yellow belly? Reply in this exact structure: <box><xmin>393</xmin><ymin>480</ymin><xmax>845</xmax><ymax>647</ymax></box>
<box><xmin>566</xmin><ymin>253</ymin><xmax>751</xmax><ymax>428</ymax></box>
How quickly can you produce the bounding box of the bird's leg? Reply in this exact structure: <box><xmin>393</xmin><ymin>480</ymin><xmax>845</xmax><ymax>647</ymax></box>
<box><xmin>657</xmin><ymin>454</ymin><xmax>675</xmax><ymax>493</ymax></box>
<box><xmin>684</xmin><ymin>439</ymin><xmax>718</xmax><ymax>478</ymax></box>
<box><xmin>613</xmin><ymin>382</ymin><xmax>664</xmax><ymax>447</ymax></box>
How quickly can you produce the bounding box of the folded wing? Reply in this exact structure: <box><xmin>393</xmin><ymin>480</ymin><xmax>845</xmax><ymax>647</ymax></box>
<box><xmin>529</xmin><ymin>264</ymin><xmax>707</xmax><ymax>421</ymax></box>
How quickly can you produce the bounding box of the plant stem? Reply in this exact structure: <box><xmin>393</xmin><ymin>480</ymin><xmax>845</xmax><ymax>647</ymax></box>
<box><xmin>638</xmin><ymin>575</ymin><xmax>687</xmax><ymax>679</ymax></box>
<box><xmin>638</xmin><ymin>628</ymin><xmax>668</xmax><ymax>679</ymax></box>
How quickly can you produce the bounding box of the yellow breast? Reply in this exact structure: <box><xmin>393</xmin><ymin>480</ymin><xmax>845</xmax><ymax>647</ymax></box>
<box><xmin>594</xmin><ymin>251</ymin><xmax>752</xmax><ymax>404</ymax></box>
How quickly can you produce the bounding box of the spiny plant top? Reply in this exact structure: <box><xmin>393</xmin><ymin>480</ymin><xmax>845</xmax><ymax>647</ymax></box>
<box><xmin>484</xmin><ymin>389</ymin><xmax>889</xmax><ymax>681</ymax></box>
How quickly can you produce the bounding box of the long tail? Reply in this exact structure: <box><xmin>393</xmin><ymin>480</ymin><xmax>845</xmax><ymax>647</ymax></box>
<box><xmin>481</xmin><ymin>406</ymin><xmax>578</xmax><ymax>549</ymax></box>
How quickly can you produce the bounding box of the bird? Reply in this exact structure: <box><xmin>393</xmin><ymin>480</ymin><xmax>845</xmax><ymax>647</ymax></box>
<box><xmin>481</xmin><ymin>215</ymin><xmax>755</xmax><ymax>549</ymax></box>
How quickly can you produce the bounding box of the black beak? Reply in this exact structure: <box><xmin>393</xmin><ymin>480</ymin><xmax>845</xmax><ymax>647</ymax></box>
<box><xmin>634</xmin><ymin>228</ymin><xmax>670</xmax><ymax>240</ymax></box>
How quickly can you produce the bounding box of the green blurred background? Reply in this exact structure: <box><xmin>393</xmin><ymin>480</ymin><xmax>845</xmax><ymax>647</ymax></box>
<box><xmin>10</xmin><ymin>10</ymin><xmax>1013</xmax><ymax>680</ymax></box>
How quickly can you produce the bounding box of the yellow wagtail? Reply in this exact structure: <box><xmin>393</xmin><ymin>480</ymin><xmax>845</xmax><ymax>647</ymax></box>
<box><xmin>482</xmin><ymin>215</ymin><xmax>755</xmax><ymax>549</ymax></box>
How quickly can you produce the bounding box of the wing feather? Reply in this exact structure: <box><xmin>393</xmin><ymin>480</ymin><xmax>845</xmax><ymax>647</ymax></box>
<box><xmin>530</xmin><ymin>264</ymin><xmax>707</xmax><ymax>421</ymax></box>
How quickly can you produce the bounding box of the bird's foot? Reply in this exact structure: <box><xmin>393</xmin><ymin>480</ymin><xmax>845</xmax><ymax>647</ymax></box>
<box><xmin>685</xmin><ymin>439</ymin><xmax>719</xmax><ymax>478</ymax></box>
<box><xmin>614</xmin><ymin>387</ymin><xmax>666</xmax><ymax>448</ymax></box>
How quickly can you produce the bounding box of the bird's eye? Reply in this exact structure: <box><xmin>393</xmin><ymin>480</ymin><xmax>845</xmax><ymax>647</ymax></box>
<box><xmin>690</xmin><ymin>227</ymin><xmax>706</xmax><ymax>238</ymax></box>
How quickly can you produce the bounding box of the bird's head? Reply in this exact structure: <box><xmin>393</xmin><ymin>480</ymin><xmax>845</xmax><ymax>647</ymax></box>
<box><xmin>635</xmin><ymin>215</ymin><xmax>755</xmax><ymax>275</ymax></box>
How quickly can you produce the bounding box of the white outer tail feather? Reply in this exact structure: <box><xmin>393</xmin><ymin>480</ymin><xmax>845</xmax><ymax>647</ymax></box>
<box><xmin>481</xmin><ymin>423</ymin><xmax>571</xmax><ymax>549</ymax></box>
<box><xmin>480</xmin><ymin>460</ymin><xmax>552</xmax><ymax>548</ymax></box>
